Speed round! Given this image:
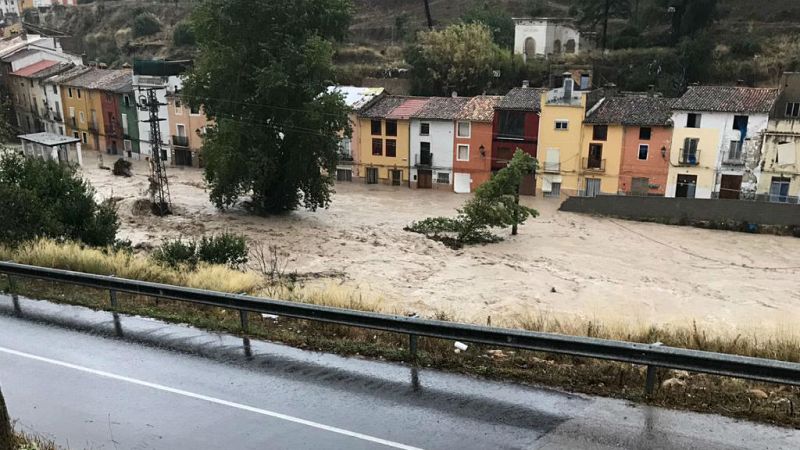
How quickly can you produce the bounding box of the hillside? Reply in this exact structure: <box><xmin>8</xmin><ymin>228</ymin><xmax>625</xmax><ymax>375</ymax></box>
<box><xmin>20</xmin><ymin>0</ymin><xmax>800</xmax><ymax>88</ymax></box>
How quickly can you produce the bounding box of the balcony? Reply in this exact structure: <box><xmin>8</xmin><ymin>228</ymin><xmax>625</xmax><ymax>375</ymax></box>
<box><xmin>543</xmin><ymin>161</ymin><xmax>561</xmax><ymax>173</ymax></box>
<box><xmin>338</xmin><ymin>152</ymin><xmax>354</xmax><ymax>164</ymax></box>
<box><xmin>52</xmin><ymin>112</ymin><xmax>62</xmax><ymax>123</ymax></box>
<box><xmin>678</xmin><ymin>149</ymin><xmax>700</xmax><ymax>166</ymax></box>
<box><xmin>172</xmin><ymin>135</ymin><xmax>190</xmax><ymax>147</ymax></box>
<box><xmin>581</xmin><ymin>157</ymin><xmax>606</xmax><ymax>172</ymax></box>
<box><xmin>89</xmin><ymin>123</ymin><xmax>100</xmax><ymax>134</ymax></box>
<box><xmin>415</xmin><ymin>151</ymin><xmax>433</xmax><ymax>167</ymax></box>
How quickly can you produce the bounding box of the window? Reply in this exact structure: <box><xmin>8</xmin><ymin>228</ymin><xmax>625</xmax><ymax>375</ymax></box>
<box><xmin>457</xmin><ymin>144</ymin><xmax>469</xmax><ymax>161</ymax></box>
<box><xmin>728</xmin><ymin>140</ymin><xmax>743</xmax><ymax>161</ymax></box>
<box><xmin>371</xmin><ymin>120</ymin><xmax>382</xmax><ymax>135</ymax></box>
<box><xmin>457</xmin><ymin>121</ymin><xmax>470</xmax><ymax>138</ymax></box>
<box><xmin>681</xmin><ymin>137</ymin><xmax>700</xmax><ymax>165</ymax></box>
<box><xmin>372</xmin><ymin>138</ymin><xmax>382</xmax><ymax>156</ymax></box>
<box><xmin>555</xmin><ymin>120</ymin><xmax>568</xmax><ymax>130</ymax></box>
<box><xmin>639</xmin><ymin>127</ymin><xmax>652</xmax><ymax>140</ymax></box>
<box><xmin>638</xmin><ymin>144</ymin><xmax>649</xmax><ymax>160</ymax></box>
<box><xmin>123</xmin><ymin>95</ymin><xmax>130</xmax><ymax>107</ymax></box>
<box><xmin>190</xmin><ymin>104</ymin><xmax>200</xmax><ymax>115</ymax></box>
<box><xmin>497</xmin><ymin>110</ymin><xmax>525</xmax><ymax>139</ymax></box>
<box><xmin>69</xmin><ymin>106</ymin><xmax>75</xmax><ymax>118</ymax></box>
<box><xmin>420</xmin><ymin>122</ymin><xmax>430</xmax><ymax>136</ymax></box>
<box><xmin>437</xmin><ymin>172</ymin><xmax>450</xmax><ymax>184</ymax></box>
<box><xmin>769</xmin><ymin>177</ymin><xmax>791</xmax><ymax>203</ymax></box>
<box><xmin>124</xmin><ymin>140</ymin><xmax>133</xmax><ymax>154</ymax></box>
<box><xmin>366</xmin><ymin>167</ymin><xmax>379</xmax><ymax>184</ymax></box>
<box><xmin>587</xmin><ymin>143</ymin><xmax>603</xmax><ymax>169</ymax></box>
<box><xmin>385</xmin><ymin>120</ymin><xmax>397</xmax><ymax>137</ymax></box>
<box><xmin>592</xmin><ymin>125</ymin><xmax>608</xmax><ymax>141</ymax></box>
<box><xmin>81</xmin><ymin>132</ymin><xmax>88</xmax><ymax>144</ymax></box>
<box><xmin>52</xmin><ymin>85</ymin><xmax>57</xmax><ymax>94</ymax></box>
<box><xmin>79</xmin><ymin>111</ymin><xmax>85</xmax><ymax>123</ymax></box>
<box><xmin>73</xmin><ymin>131</ymin><xmax>79</xmax><ymax>139</ymax></box>
<box><xmin>67</xmin><ymin>87</ymin><xmax>73</xmax><ymax>98</ymax></box>
<box><xmin>544</xmin><ymin>148</ymin><xmax>560</xmax><ymax>173</ymax></box>
<box><xmin>386</xmin><ymin>139</ymin><xmax>397</xmax><ymax>157</ymax></box>
<box><xmin>786</xmin><ymin>102</ymin><xmax>800</xmax><ymax>118</ymax></box>
<box><xmin>122</xmin><ymin>113</ymin><xmax>128</xmax><ymax>134</ymax></box>
<box><xmin>175</xmin><ymin>97</ymin><xmax>183</xmax><ymax>114</ymax></box>
<box><xmin>77</xmin><ymin>89</ymin><xmax>81</xmax><ymax>99</ymax></box>
<box><xmin>687</xmin><ymin>113</ymin><xmax>701</xmax><ymax>128</ymax></box>
<box><xmin>732</xmin><ymin>115</ymin><xmax>749</xmax><ymax>132</ymax></box>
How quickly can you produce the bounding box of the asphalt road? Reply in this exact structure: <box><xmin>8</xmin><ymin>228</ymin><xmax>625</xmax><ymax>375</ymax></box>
<box><xmin>0</xmin><ymin>295</ymin><xmax>798</xmax><ymax>450</ymax></box>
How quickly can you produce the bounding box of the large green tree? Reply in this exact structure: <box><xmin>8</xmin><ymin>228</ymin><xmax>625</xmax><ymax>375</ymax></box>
<box><xmin>658</xmin><ymin>0</ymin><xmax>718</xmax><ymax>44</ymax></box>
<box><xmin>406</xmin><ymin>23</ymin><xmax>503</xmax><ymax>96</ymax></box>
<box><xmin>182</xmin><ymin>0</ymin><xmax>353</xmax><ymax>214</ymax></box>
<box><xmin>461</xmin><ymin>1</ymin><xmax>515</xmax><ymax>49</ymax></box>
<box><xmin>577</xmin><ymin>0</ymin><xmax>632</xmax><ymax>51</ymax></box>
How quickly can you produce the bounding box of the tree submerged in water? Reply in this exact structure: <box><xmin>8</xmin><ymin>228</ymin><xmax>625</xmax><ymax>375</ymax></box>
<box><xmin>406</xmin><ymin>150</ymin><xmax>539</xmax><ymax>249</ymax></box>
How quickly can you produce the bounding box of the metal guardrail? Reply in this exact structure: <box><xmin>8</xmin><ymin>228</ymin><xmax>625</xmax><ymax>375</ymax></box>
<box><xmin>1</xmin><ymin>261</ymin><xmax>799</xmax><ymax>394</ymax></box>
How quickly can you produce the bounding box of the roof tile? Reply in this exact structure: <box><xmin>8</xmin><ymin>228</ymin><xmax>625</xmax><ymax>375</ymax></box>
<box><xmin>496</xmin><ymin>87</ymin><xmax>547</xmax><ymax>112</ymax></box>
<box><xmin>412</xmin><ymin>97</ymin><xmax>470</xmax><ymax>120</ymax></box>
<box><xmin>584</xmin><ymin>95</ymin><xmax>675</xmax><ymax>126</ymax></box>
<box><xmin>672</xmin><ymin>86</ymin><xmax>779</xmax><ymax>114</ymax></box>
<box><xmin>456</xmin><ymin>95</ymin><xmax>502</xmax><ymax>122</ymax></box>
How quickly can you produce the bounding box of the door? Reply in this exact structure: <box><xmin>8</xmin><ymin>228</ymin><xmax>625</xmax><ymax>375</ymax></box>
<box><xmin>519</xmin><ymin>173</ymin><xmax>536</xmax><ymax>196</ymax></box>
<box><xmin>719</xmin><ymin>175</ymin><xmax>742</xmax><ymax>199</ymax></box>
<box><xmin>546</xmin><ymin>182</ymin><xmax>561</xmax><ymax>198</ymax></box>
<box><xmin>174</xmin><ymin>148</ymin><xmax>193</xmax><ymax>166</ymax></box>
<box><xmin>675</xmin><ymin>174</ymin><xmax>697</xmax><ymax>198</ymax></box>
<box><xmin>366</xmin><ymin>167</ymin><xmax>378</xmax><ymax>184</ymax></box>
<box><xmin>631</xmin><ymin>177</ymin><xmax>649</xmax><ymax>196</ymax></box>
<box><xmin>584</xmin><ymin>178</ymin><xmax>601</xmax><ymax>197</ymax></box>
<box><xmin>391</xmin><ymin>170</ymin><xmax>402</xmax><ymax>186</ymax></box>
<box><xmin>336</xmin><ymin>169</ymin><xmax>352</xmax><ymax>182</ymax></box>
<box><xmin>453</xmin><ymin>173</ymin><xmax>471</xmax><ymax>194</ymax></box>
<box><xmin>418</xmin><ymin>169</ymin><xmax>432</xmax><ymax>189</ymax></box>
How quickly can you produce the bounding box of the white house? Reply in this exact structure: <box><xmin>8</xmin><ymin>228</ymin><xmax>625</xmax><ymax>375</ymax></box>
<box><xmin>666</xmin><ymin>86</ymin><xmax>778</xmax><ymax>199</ymax></box>
<box><xmin>513</xmin><ymin>18</ymin><xmax>583</xmax><ymax>61</ymax></box>
<box><xmin>409</xmin><ymin>97</ymin><xmax>468</xmax><ymax>189</ymax></box>
<box><xmin>132</xmin><ymin>60</ymin><xmax>191</xmax><ymax>162</ymax></box>
<box><xmin>757</xmin><ymin>72</ymin><xmax>800</xmax><ymax>203</ymax></box>
<box><xmin>42</xmin><ymin>65</ymin><xmax>88</xmax><ymax>136</ymax></box>
<box><xmin>1</xmin><ymin>0</ymin><xmax>19</xmax><ymax>17</ymax></box>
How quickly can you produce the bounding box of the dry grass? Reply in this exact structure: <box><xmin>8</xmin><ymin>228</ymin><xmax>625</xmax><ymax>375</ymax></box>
<box><xmin>13</xmin><ymin>431</ymin><xmax>58</xmax><ymax>450</ymax></box>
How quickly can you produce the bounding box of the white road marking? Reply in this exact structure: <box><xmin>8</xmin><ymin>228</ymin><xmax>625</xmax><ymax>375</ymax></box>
<box><xmin>0</xmin><ymin>345</ymin><xmax>425</xmax><ymax>450</ymax></box>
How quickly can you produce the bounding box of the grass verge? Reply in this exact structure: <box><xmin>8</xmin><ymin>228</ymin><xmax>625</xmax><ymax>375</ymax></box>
<box><xmin>0</xmin><ymin>239</ymin><xmax>798</xmax><ymax>428</ymax></box>
<box><xmin>13</xmin><ymin>431</ymin><xmax>58</xmax><ymax>450</ymax></box>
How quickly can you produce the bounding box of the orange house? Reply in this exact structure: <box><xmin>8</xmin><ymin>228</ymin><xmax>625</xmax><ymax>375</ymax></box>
<box><xmin>452</xmin><ymin>95</ymin><xmax>502</xmax><ymax>193</ymax></box>
<box><xmin>584</xmin><ymin>95</ymin><xmax>675</xmax><ymax>196</ymax></box>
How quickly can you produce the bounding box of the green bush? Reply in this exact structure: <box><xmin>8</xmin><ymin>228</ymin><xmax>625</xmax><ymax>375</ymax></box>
<box><xmin>0</xmin><ymin>153</ymin><xmax>119</xmax><ymax>247</ymax></box>
<box><xmin>153</xmin><ymin>233</ymin><xmax>248</xmax><ymax>269</ymax></box>
<box><xmin>134</xmin><ymin>13</ymin><xmax>161</xmax><ymax>38</ymax></box>
<box><xmin>197</xmin><ymin>233</ymin><xmax>248</xmax><ymax>268</ymax></box>
<box><xmin>173</xmin><ymin>22</ymin><xmax>196</xmax><ymax>46</ymax></box>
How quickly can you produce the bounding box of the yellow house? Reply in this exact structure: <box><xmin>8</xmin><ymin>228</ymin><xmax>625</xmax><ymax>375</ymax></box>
<box><xmin>357</xmin><ymin>96</ymin><xmax>428</xmax><ymax>185</ymax></box>
<box><xmin>580</xmin><ymin>118</ymin><xmax>624</xmax><ymax>196</ymax></box>
<box><xmin>538</xmin><ymin>79</ymin><xmax>606</xmax><ymax>196</ymax></box>
<box><xmin>666</xmin><ymin>125</ymin><xmax>720</xmax><ymax>199</ymax></box>
<box><xmin>60</xmin><ymin>68</ymin><xmax>109</xmax><ymax>152</ymax></box>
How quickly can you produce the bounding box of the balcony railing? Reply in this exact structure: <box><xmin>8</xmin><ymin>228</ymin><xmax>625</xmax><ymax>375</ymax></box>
<box><xmin>172</xmin><ymin>135</ymin><xmax>190</xmax><ymax>147</ymax></box>
<box><xmin>415</xmin><ymin>152</ymin><xmax>433</xmax><ymax>167</ymax></box>
<box><xmin>581</xmin><ymin>157</ymin><xmax>606</xmax><ymax>172</ymax></box>
<box><xmin>543</xmin><ymin>161</ymin><xmax>561</xmax><ymax>173</ymax></box>
<box><xmin>678</xmin><ymin>149</ymin><xmax>700</xmax><ymax>166</ymax></box>
<box><xmin>52</xmin><ymin>112</ymin><xmax>62</xmax><ymax>123</ymax></box>
<box><xmin>338</xmin><ymin>152</ymin><xmax>354</xmax><ymax>164</ymax></box>
<box><xmin>89</xmin><ymin>123</ymin><xmax>99</xmax><ymax>134</ymax></box>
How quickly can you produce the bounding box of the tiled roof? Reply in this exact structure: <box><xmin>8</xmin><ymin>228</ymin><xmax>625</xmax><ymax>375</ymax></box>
<box><xmin>63</xmin><ymin>68</ymin><xmax>132</xmax><ymax>91</ymax></box>
<box><xmin>672</xmin><ymin>86</ymin><xmax>779</xmax><ymax>114</ymax></box>
<box><xmin>456</xmin><ymin>95</ymin><xmax>502</xmax><ymax>122</ymax></box>
<box><xmin>412</xmin><ymin>97</ymin><xmax>470</xmax><ymax>120</ymax></box>
<box><xmin>30</xmin><ymin>62</ymin><xmax>76</xmax><ymax>80</ymax></box>
<box><xmin>584</xmin><ymin>96</ymin><xmax>675</xmax><ymax>126</ymax></box>
<box><xmin>359</xmin><ymin>96</ymin><xmax>409</xmax><ymax>119</ymax></box>
<box><xmin>387</xmin><ymin>98</ymin><xmax>429</xmax><ymax>120</ymax></box>
<box><xmin>327</xmin><ymin>86</ymin><xmax>385</xmax><ymax>111</ymax></box>
<box><xmin>0</xmin><ymin>48</ymin><xmax>37</xmax><ymax>62</ymax></box>
<box><xmin>10</xmin><ymin>59</ymin><xmax>58</xmax><ymax>77</ymax></box>
<box><xmin>44</xmin><ymin>65</ymin><xmax>91</xmax><ymax>85</ymax></box>
<box><xmin>496</xmin><ymin>87</ymin><xmax>547</xmax><ymax>112</ymax></box>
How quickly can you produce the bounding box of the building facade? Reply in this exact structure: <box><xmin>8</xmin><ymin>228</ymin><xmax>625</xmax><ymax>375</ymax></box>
<box><xmin>409</xmin><ymin>97</ymin><xmax>468</xmax><ymax>189</ymax></box>
<box><xmin>452</xmin><ymin>95</ymin><xmax>502</xmax><ymax>193</ymax></box>
<box><xmin>117</xmin><ymin>87</ymin><xmax>140</xmax><ymax>158</ymax></box>
<box><xmin>492</xmin><ymin>85</ymin><xmax>545</xmax><ymax>194</ymax></box>
<box><xmin>166</xmin><ymin>92</ymin><xmax>210</xmax><ymax>167</ymax></box>
<box><xmin>538</xmin><ymin>77</ymin><xmax>603</xmax><ymax>197</ymax></box>
<box><xmin>41</xmin><ymin>64</ymin><xmax>86</xmax><ymax>136</ymax></box>
<box><xmin>513</xmin><ymin>18</ymin><xmax>583</xmax><ymax>61</ymax></box>
<box><xmin>327</xmin><ymin>86</ymin><xmax>385</xmax><ymax>182</ymax></box>
<box><xmin>358</xmin><ymin>96</ymin><xmax>427</xmax><ymax>186</ymax></box>
<box><xmin>757</xmin><ymin>73</ymin><xmax>800</xmax><ymax>203</ymax></box>
<box><xmin>584</xmin><ymin>95</ymin><xmax>674</xmax><ymax>196</ymax></box>
<box><xmin>1</xmin><ymin>0</ymin><xmax>19</xmax><ymax>17</ymax></box>
<box><xmin>666</xmin><ymin>86</ymin><xmax>778</xmax><ymax>199</ymax></box>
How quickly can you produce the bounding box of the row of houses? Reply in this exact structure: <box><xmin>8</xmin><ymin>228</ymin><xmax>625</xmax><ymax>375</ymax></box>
<box><xmin>1</xmin><ymin>1</ymin><xmax>76</xmax><ymax>18</ymax></box>
<box><xmin>333</xmin><ymin>73</ymin><xmax>800</xmax><ymax>203</ymax></box>
<box><xmin>2</xmin><ymin>33</ymin><xmax>208</xmax><ymax>167</ymax></box>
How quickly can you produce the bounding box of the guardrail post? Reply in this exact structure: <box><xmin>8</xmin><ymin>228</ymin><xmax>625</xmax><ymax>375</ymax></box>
<box><xmin>409</xmin><ymin>334</ymin><xmax>418</xmax><ymax>361</ymax></box>
<box><xmin>645</xmin><ymin>365</ymin><xmax>658</xmax><ymax>397</ymax></box>
<box><xmin>7</xmin><ymin>276</ymin><xmax>20</xmax><ymax>316</ymax></box>
<box><xmin>239</xmin><ymin>310</ymin><xmax>249</xmax><ymax>333</ymax></box>
<box><xmin>109</xmin><ymin>289</ymin><xmax>118</xmax><ymax>308</ymax></box>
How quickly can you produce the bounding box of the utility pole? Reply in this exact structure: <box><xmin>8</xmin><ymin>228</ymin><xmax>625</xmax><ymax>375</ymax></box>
<box><xmin>139</xmin><ymin>88</ymin><xmax>171</xmax><ymax>216</ymax></box>
<box><xmin>423</xmin><ymin>0</ymin><xmax>433</xmax><ymax>29</ymax></box>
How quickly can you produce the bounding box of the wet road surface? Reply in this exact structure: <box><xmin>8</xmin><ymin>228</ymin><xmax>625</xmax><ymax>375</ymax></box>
<box><xmin>0</xmin><ymin>294</ymin><xmax>798</xmax><ymax>449</ymax></box>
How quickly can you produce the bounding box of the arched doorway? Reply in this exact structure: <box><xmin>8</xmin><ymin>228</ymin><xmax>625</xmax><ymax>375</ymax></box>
<box><xmin>524</xmin><ymin>37</ymin><xmax>536</xmax><ymax>60</ymax></box>
<box><xmin>565</xmin><ymin>39</ymin><xmax>576</xmax><ymax>54</ymax></box>
<box><xmin>553</xmin><ymin>40</ymin><xmax>562</xmax><ymax>55</ymax></box>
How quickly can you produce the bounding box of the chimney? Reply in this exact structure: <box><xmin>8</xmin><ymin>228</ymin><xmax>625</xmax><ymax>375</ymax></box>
<box><xmin>603</xmin><ymin>82</ymin><xmax>618</xmax><ymax>97</ymax></box>
<box><xmin>451</xmin><ymin>91</ymin><xmax>458</xmax><ymax>98</ymax></box>
<box><xmin>648</xmin><ymin>84</ymin><xmax>656</xmax><ymax>96</ymax></box>
<box><xmin>522</xmin><ymin>80</ymin><xmax>530</xmax><ymax>88</ymax></box>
